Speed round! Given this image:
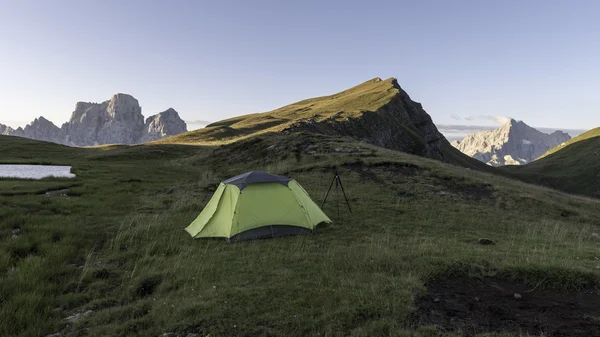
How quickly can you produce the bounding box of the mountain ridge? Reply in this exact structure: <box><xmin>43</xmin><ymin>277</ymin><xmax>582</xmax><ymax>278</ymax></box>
<box><xmin>158</xmin><ymin>77</ymin><xmax>487</xmax><ymax>169</ymax></box>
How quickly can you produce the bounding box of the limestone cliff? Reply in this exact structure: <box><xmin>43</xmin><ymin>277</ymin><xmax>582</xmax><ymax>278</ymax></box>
<box><xmin>62</xmin><ymin>94</ymin><xmax>145</xmax><ymax>146</ymax></box>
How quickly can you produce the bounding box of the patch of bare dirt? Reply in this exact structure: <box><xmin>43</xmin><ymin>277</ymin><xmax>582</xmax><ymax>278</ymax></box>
<box><xmin>415</xmin><ymin>275</ymin><xmax>600</xmax><ymax>337</ymax></box>
<box><xmin>342</xmin><ymin>161</ymin><xmax>422</xmax><ymax>184</ymax></box>
<box><xmin>433</xmin><ymin>176</ymin><xmax>494</xmax><ymax>200</ymax></box>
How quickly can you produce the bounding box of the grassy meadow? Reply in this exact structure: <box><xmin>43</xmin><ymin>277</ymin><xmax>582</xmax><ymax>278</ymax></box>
<box><xmin>1</xmin><ymin>134</ymin><xmax>600</xmax><ymax>337</ymax></box>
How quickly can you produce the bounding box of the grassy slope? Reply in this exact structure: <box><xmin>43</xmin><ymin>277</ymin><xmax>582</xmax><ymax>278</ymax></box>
<box><xmin>502</xmin><ymin>127</ymin><xmax>600</xmax><ymax>197</ymax></box>
<box><xmin>1</xmin><ymin>134</ymin><xmax>600</xmax><ymax>337</ymax></box>
<box><xmin>539</xmin><ymin>127</ymin><xmax>600</xmax><ymax>159</ymax></box>
<box><xmin>160</xmin><ymin>77</ymin><xmax>492</xmax><ymax>174</ymax></box>
<box><xmin>156</xmin><ymin>78</ymin><xmax>409</xmax><ymax>146</ymax></box>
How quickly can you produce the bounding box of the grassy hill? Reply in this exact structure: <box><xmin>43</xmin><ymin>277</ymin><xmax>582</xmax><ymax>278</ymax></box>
<box><xmin>2</xmin><ymin>134</ymin><xmax>600</xmax><ymax>337</ymax></box>
<box><xmin>158</xmin><ymin>78</ymin><xmax>400</xmax><ymax>145</ymax></box>
<box><xmin>157</xmin><ymin>78</ymin><xmax>491</xmax><ymax>172</ymax></box>
<box><xmin>539</xmin><ymin>127</ymin><xmax>600</xmax><ymax>159</ymax></box>
<box><xmin>502</xmin><ymin>127</ymin><xmax>600</xmax><ymax>197</ymax></box>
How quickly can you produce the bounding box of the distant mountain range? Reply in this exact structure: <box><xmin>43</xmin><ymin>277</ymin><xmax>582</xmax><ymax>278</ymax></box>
<box><xmin>438</xmin><ymin>124</ymin><xmax>586</xmax><ymax>142</ymax></box>
<box><xmin>451</xmin><ymin>119</ymin><xmax>571</xmax><ymax>166</ymax></box>
<box><xmin>0</xmin><ymin>94</ymin><xmax>187</xmax><ymax>146</ymax></box>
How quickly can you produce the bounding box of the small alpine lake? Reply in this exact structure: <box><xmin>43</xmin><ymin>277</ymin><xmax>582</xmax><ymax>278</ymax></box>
<box><xmin>0</xmin><ymin>164</ymin><xmax>76</xmax><ymax>179</ymax></box>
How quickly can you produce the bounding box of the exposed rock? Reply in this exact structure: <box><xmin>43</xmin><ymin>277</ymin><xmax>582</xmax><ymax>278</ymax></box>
<box><xmin>286</xmin><ymin>78</ymin><xmax>451</xmax><ymax>161</ymax></box>
<box><xmin>162</xmin><ymin>333</ymin><xmax>178</xmax><ymax>337</ymax></box>
<box><xmin>3</xmin><ymin>94</ymin><xmax>188</xmax><ymax>146</ymax></box>
<box><xmin>453</xmin><ymin>119</ymin><xmax>571</xmax><ymax>166</ymax></box>
<box><xmin>45</xmin><ymin>189</ymin><xmax>70</xmax><ymax>197</ymax></box>
<box><xmin>65</xmin><ymin>310</ymin><xmax>93</xmax><ymax>323</ymax></box>
<box><xmin>140</xmin><ymin>108</ymin><xmax>187</xmax><ymax>143</ymax></box>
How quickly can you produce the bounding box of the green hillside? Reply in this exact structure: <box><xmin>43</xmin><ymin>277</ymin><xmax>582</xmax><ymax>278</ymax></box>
<box><xmin>158</xmin><ymin>78</ymin><xmax>399</xmax><ymax>145</ymax></box>
<box><xmin>503</xmin><ymin>127</ymin><xmax>600</xmax><ymax>197</ymax></box>
<box><xmin>539</xmin><ymin>127</ymin><xmax>600</xmax><ymax>159</ymax></box>
<box><xmin>2</xmin><ymin>134</ymin><xmax>600</xmax><ymax>337</ymax></box>
<box><xmin>159</xmin><ymin>78</ymin><xmax>491</xmax><ymax>173</ymax></box>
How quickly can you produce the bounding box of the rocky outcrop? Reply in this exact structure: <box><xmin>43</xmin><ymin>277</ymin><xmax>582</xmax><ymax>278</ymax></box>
<box><xmin>2</xmin><ymin>94</ymin><xmax>187</xmax><ymax>146</ymax></box>
<box><xmin>453</xmin><ymin>119</ymin><xmax>571</xmax><ymax>166</ymax></box>
<box><xmin>139</xmin><ymin>108</ymin><xmax>188</xmax><ymax>143</ymax></box>
<box><xmin>285</xmin><ymin>78</ymin><xmax>449</xmax><ymax>160</ymax></box>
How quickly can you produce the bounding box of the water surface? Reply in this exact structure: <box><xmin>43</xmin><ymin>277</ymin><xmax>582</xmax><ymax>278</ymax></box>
<box><xmin>0</xmin><ymin>165</ymin><xmax>76</xmax><ymax>179</ymax></box>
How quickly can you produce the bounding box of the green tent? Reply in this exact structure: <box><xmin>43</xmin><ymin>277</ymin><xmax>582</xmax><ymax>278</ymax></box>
<box><xmin>185</xmin><ymin>171</ymin><xmax>332</xmax><ymax>242</ymax></box>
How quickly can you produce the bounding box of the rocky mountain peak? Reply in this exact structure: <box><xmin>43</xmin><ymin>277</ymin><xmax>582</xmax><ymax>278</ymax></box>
<box><xmin>21</xmin><ymin>117</ymin><xmax>64</xmax><ymax>144</ymax></box>
<box><xmin>151</xmin><ymin>107</ymin><xmax>178</xmax><ymax>119</ymax></box>
<box><xmin>453</xmin><ymin>120</ymin><xmax>571</xmax><ymax>166</ymax></box>
<box><xmin>140</xmin><ymin>108</ymin><xmax>187</xmax><ymax>143</ymax></box>
<box><xmin>106</xmin><ymin>93</ymin><xmax>143</xmax><ymax>122</ymax></box>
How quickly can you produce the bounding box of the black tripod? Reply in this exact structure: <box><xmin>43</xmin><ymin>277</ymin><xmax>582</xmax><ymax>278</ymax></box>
<box><xmin>321</xmin><ymin>171</ymin><xmax>352</xmax><ymax>221</ymax></box>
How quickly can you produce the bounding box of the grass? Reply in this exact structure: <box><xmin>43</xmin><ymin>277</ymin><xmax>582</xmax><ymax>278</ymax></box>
<box><xmin>502</xmin><ymin>128</ymin><xmax>600</xmax><ymax>197</ymax></box>
<box><xmin>1</xmin><ymin>133</ymin><xmax>600</xmax><ymax>337</ymax></box>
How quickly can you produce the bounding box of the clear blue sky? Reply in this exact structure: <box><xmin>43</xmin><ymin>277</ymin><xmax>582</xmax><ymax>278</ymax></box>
<box><xmin>1</xmin><ymin>0</ymin><xmax>598</xmax><ymax>131</ymax></box>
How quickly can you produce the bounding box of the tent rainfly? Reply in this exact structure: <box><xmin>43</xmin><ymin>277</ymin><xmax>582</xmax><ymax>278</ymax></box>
<box><xmin>185</xmin><ymin>171</ymin><xmax>332</xmax><ymax>242</ymax></box>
